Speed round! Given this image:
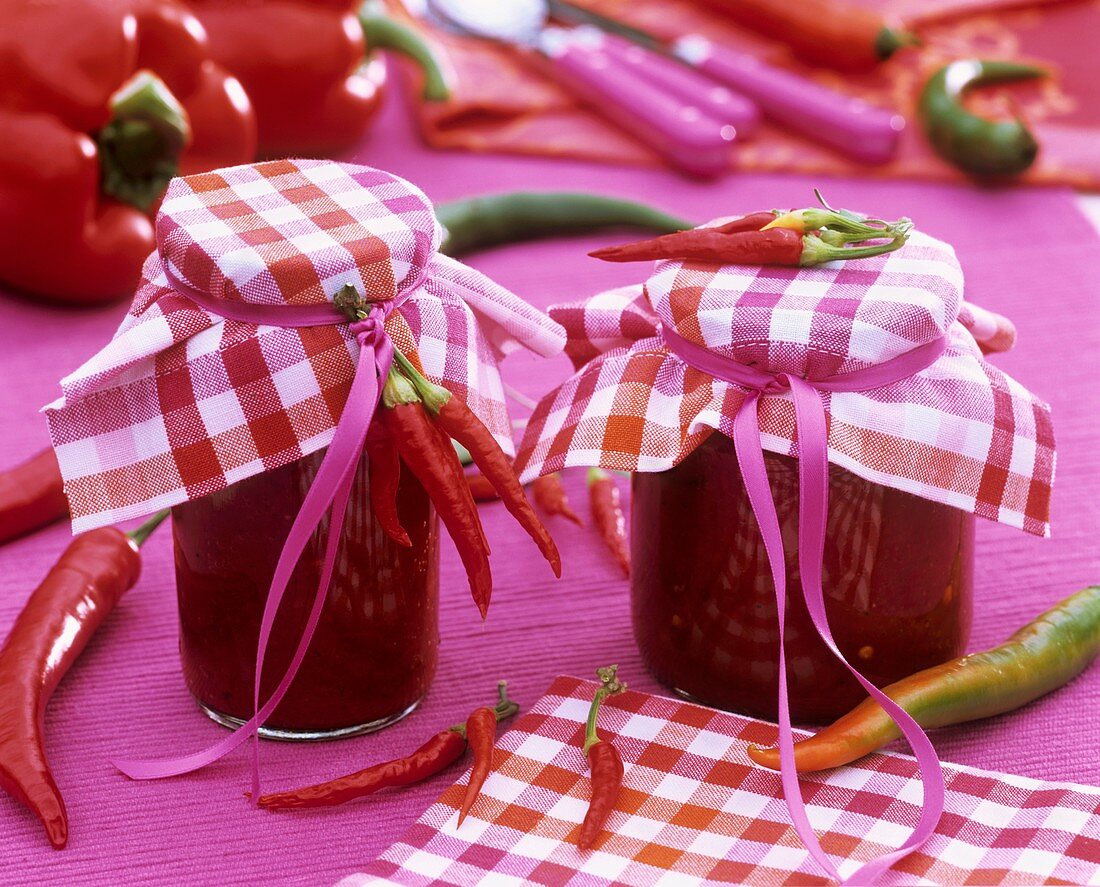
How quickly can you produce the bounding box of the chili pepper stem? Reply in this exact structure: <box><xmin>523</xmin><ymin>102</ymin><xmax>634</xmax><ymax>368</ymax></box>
<box><xmin>799</xmin><ymin>226</ymin><xmax>910</xmax><ymax>266</ymax></box>
<box><xmin>450</xmin><ymin>681</ymin><xmax>520</xmax><ymax>738</ymax></box>
<box><xmin>382</xmin><ymin>365</ymin><xmax>422</xmax><ymax>409</ymax></box>
<box><xmin>584</xmin><ymin>665</ymin><xmax>626</xmax><ymax>754</ymax></box>
<box><xmin>126</xmin><ymin>509</ymin><xmax>170</xmax><ymax>549</ymax></box>
<box><xmin>391</xmin><ymin>349</ymin><xmax>450</xmax><ymax>414</ymax></box>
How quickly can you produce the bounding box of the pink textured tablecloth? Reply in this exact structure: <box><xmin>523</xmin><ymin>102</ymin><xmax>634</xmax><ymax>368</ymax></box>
<box><xmin>1</xmin><ymin>90</ymin><xmax>1098</xmax><ymax>885</ymax></box>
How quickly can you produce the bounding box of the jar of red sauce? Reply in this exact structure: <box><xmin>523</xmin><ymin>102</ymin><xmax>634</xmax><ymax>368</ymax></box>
<box><xmin>172</xmin><ymin>449</ymin><xmax>439</xmax><ymax>739</ymax></box>
<box><xmin>630</xmin><ymin>433</ymin><xmax>974</xmax><ymax>724</ymax></box>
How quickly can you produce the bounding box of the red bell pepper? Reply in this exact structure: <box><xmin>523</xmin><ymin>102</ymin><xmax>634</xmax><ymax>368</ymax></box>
<box><xmin>192</xmin><ymin>0</ymin><xmax>450</xmax><ymax>157</ymax></box>
<box><xmin>0</xmin><ymin>0</ymin><xmax>257</xmax><ymax>305</ymax></box>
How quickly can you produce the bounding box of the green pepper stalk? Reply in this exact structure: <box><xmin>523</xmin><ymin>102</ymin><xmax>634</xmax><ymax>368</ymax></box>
<box><xmin>919</xmin><ymin>59</ymin><xmax>1048</xmax><ymax>179</ymax></box>
<box><xmin>748</xmin><ymin>585</ymin><xmax>1100</xmax><ymax>772</ymax></box>
<box><xmin>359</xmin><ymin>1</ymin><xmax>451</xmax><ymax>102</ymax></box>
<box><xmin>97</xmin><ymin>71</ymin><xmax>191</xmax><ymax>211</ymax></box>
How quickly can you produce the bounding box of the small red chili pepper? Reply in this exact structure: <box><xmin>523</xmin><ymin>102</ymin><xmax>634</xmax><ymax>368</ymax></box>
<box><xmin>587</xmin><ymin>468</ymin><xmax>629</xmax><ymax>578</ymax></box>
<box><xmin>381</xmin><ymin>368</ymin><xmax>493</xmax><ymax>618</ymax></box>
<box><xmin>577</xmin><ymin>665</ymin><xmax>627</xmax><ymax>851</ymax></box>
<box><xmin>258</xmin><ymin>682</ymin><xmax>519</xmax><ymax>811</ymax></box>
<box><xmin>0</xmin><ymin>509</ymin><xmax>167</xmax><ymax>848</ymax></box>
<box><xmin>0</xmin><ymin>448</ymin><xmax>69</xmax><ymax>545</ymax></box>
<box><xmin>366</xmin><ymin>433</ymin><xmax>411</xmax><ymax>547</ymax></box>
<box><xmin>532</xmin><ymin>473</ymin><xmax>583</xmax><ymax>527</ymax></box>
<box><xmin>393</xmin><ymin>350</ymin><xmax>561</xmax><ymax>579</ymax></box>
<box><xmin>465</xmin><ymin>472</ymin><xmax>502</xmax><ymax>502</ymax></box>
<box><xmin>709</xmin><ymin>210</ymin><xmax>780</xmax><ymax>234</ymax></box>
<box><xmin>457</xmin><ymin>688</ymin><xmax>507</xmax><ymax>825</ymax></box>
<box><xmin>590</xmin><ymin>201</ymin><xmax>911</xmax><ymax>267</ymax></box>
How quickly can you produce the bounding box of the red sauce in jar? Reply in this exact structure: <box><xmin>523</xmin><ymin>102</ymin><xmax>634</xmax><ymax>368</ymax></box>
<box><xmin>172</xmin><ymin>449</ymin><xmax>439</xmax><ymax>737</ymax></box>
<box><xmin>631</xmin><ymin>433</ymin><xmax>973</xmax><ymax>723</ymax></box>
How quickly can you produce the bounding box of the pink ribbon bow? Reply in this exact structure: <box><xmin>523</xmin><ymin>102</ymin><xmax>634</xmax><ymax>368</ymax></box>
<box><xmin>112</xmin><ymin>266</ymin><xmax>404</xmax><ymax>802</ymax></box>
<box><xmin>662</xmin><ymin>326</ymin><xmax>948</xmax><ymax>885</ymax></box>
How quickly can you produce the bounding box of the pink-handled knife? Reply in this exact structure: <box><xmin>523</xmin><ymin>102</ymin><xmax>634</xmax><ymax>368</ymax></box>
<box><xmin>422</xmin><ymin>0</ymin><xmax>739</xmax><ymax>177</ymax></box>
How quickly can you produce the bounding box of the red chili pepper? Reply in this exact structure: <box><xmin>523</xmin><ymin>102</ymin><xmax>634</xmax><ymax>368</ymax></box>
<box><xmin>577</xmin><ymin>665</ymin><xmax>626</xmax><ymax>851</ymax></box>
<box><xmin>532</xmin><ymin>474</ymin><xmax>583</xmax><ymax>527</ymax></box>
<box><xmin>587</xmin><ymin>468</ymin><xmax>630</xmax><ymax>578</ymax></box>
<box><xmin>590</xmin><ymin>225</ymin><xmax>912</xmax><ymax>267</ymax></box>
<box><xmin>0</xmin><ymin>449</ymin><xmax>68</xmax><ymax>545</ymax></box>
<box><xmin>457</xmin><ymin>696</ymin><xmax>504</xmax><ymax>825</ymax></box>
<box><xmin>0</xmin><ymin>510</ymin><xmax>167</xmax><ymax>848</ymax></box>
<box><xmin>465</xmin><ymin>472</ymin><xmax>502</xmax><ymax>502</ymax></box>
<box><xmin>0</xmin><ymin>0</ymin><xmax>256</xmax><ymax>304</ymax></box>
<box><xmin>393</xmin><ymin>350</ymin><xmax>561</xmax><ymax>579</ymax></box>
<box><xmin>697</xmin><ymin>0</ymin><xmax>915</xmax><ymax>72</ymax></box>
<box><xmin>258</xmin><ymin>683</ymin><xmax>519</xmax><ymax>811</ymax></box>
<box><xmin>366</xmin><ymin>433</ymin><xmax>411</xmax><ymax>547</ymax></box>
<box><xmin>590</xmin><ymin>200</ymin><xmax>911</xmax><ymax>267</ymax></box>
<box><xmin>381</xmin><ymin>369</ymin><xmax>493</xmax><ymax>618</ymax></box>
<box><xmin>191</xmin><ymin>0</ymin><xmax>448</xmax><ymax>157</ymax></box>
<box><xmin>709</xmin><ymin>210</ymin><xmax>780</xmax><ymax>234</ymax></box>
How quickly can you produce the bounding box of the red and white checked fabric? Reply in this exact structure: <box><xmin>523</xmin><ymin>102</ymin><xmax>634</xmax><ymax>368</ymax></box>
<box><xmin>343</xmin><ymin>676</ymin><xmax>1100</xmax><ymax>887</ymax></box>
<box><xmin>43</xmin><ymin>160</ymin><xmax>565</xmax><ymax>532</ymax></box>
<box><xmin>515</xmin><ymin>229</ymin><xmax>1054</xmax><ymax>536</ymax></box>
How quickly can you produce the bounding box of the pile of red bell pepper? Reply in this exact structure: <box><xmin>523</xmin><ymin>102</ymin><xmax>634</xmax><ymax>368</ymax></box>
<box><xmin>0</xmin><ymin>0</ymin><xmax>448</xmax><ymax>305</ymax></box>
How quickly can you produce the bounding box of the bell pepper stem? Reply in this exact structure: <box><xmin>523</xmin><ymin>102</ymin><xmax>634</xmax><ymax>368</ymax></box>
<box><xmin>359</xmin><ymin>3</ymin><xmax>451</xmax><ymax>102</ymax></box>
<box><xmin>97</xmin><ymin>70</ymin><xmax>191</xmax><ymax>211</ymax></box>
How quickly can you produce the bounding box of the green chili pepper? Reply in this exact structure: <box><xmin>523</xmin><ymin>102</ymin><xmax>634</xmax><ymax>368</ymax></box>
<box><xmin>748</xmin><ymin>585</ymin><xmax>1100</xmax><ymax>772</ymax></box>
<box><xmin>919</xmin><ymin>59</ymin><xmax>1048</xmax><ymax>179</ymax></box>
<box><xmin>436</xmin><ymin>193</ymin><xmax>692</xmax><ymax>258</ymax></box>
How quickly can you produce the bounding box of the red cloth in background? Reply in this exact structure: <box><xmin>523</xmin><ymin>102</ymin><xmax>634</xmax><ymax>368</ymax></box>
<box><xmin>391</xmin><ymin>0</ymin><xmax>1100</xmax><ymax>187</ymax></box>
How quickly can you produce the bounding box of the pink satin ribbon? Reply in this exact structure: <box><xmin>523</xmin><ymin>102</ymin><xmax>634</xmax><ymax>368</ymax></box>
<box><xmin>113</xmin><ymin>264</ymin><xmax>406</xmax><ymax>802</ymax></box>
<box><xmin>662</xmin><ymin>327</ymin><xmax>948</xmax><ymax>885</ymax></box>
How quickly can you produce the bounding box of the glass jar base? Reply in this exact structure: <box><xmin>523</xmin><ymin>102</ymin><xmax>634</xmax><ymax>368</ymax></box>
<box><xmin>195</xmin><ymin>697</ymin><xmax>422</xmax><ymax>742</ymax></box>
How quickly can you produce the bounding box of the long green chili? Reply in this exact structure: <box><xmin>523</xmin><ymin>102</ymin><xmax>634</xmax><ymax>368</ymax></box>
<box><xmin>436</xmin><ymin>192</ymin><xmax>692</xmax><ymax>258</ymax></box>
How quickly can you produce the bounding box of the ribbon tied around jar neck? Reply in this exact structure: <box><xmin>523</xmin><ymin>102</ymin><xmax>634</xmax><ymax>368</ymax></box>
<box><xmin>661</xmin><ymin>326</ymin><xmax>948</xmax><ymax>886</ymax></box>
<box><xmin>112</xmin><ymin>260</ymin><xmax>411</xmax><ymax>801</ymax></box>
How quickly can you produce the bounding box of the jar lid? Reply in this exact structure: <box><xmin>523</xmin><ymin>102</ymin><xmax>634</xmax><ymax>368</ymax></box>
<box><xmin>45</xmin><ymin>160</ymin><xmax>565</xmax><ymax>532</ymax></box>
<box><xmin>155</xmin><ymin>159</ymin><xmax>436</xmax><ymax>309</ymax></box>
<box><xmin>516</xmin><ymin>226</ymin><xmax>1054</xmax><ymax>536</ymax></box>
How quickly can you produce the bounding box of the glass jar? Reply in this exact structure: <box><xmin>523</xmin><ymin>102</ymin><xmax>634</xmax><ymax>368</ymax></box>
<box><xmin>630</xmin><ymin>432</ymin><xmax>974</xmax><ymax>724</ymax></box>
<box><xmin>172</xmin><ymin>449</ymin><xmax>439</xmax><ymax>740</ymax></box>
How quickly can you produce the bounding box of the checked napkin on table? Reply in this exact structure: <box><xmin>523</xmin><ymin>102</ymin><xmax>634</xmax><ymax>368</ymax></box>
<box><xmin>342</xmin><ymin>677</ymin><xmax>1100</xmax><ymax>886</ymax></box>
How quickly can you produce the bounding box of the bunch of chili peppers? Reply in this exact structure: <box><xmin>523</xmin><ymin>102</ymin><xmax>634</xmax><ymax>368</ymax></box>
<box><xmin>257</xmin><ymin>682</ymin><xmax>518</xmax><ymax>813</ymax></box>
<box><xmin>590</xmin><ymin>196</ymin><xmax>911</xmax><ymax>267</ymax></box>
<box><xmin>341</xmin><ymin>290</ymin><xmax>560</xmax><ymax>618</ymax></box>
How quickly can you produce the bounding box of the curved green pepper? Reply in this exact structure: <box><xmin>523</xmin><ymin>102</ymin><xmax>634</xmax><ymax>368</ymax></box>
<box><xmin>437</xmin><ymin>192</ymin><xmax>692</xmax><ymax>257</ymax></box>
<box><xmin>919</xmin><ymin>59</ymin><xmax>1047</xmax><ymax>178</ymax></box>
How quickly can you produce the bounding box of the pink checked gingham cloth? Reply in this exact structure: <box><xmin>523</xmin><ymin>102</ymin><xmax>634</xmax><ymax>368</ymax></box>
<box><xmin>42</xmin><ymin>159</ymin><xmax>565</xmax><ymax>531</ymax></box>
<box><xmin>344</xmin><ymin>677</ymin><xmax>1100</xmax><ymax>886</ymax></box>
<box><xmin>514</xmin><ymin>228</ymin><xmax>1054</xmax><ymax>536</ymax></box>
